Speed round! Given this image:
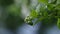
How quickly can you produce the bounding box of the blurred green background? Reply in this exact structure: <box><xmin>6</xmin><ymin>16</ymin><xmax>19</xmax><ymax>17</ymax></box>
<box><xmin>0</xmin><ymin>0</ymin><xmax>60</xmax><ymax>34</ymax></box>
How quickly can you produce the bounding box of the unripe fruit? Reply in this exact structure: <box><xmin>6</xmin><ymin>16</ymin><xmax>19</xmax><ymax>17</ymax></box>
<box><xmin>24</xmin><ymin>16</ymin><xmax>33</xmax><ymax>25</ymax></box>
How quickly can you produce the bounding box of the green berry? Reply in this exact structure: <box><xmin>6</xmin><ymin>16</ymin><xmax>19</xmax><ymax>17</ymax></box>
<box><xmin>24</xmin><ymin>16</ymin><xmax>33</xmax><ymax>25</ymax></box>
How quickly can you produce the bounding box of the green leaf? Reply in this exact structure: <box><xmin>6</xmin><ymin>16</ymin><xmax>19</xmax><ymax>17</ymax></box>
<box><xmin>55</xmin><ymin>4</ymin><xmax>60</xmax><ymax>10</ymax></box>
<box><xmin>47</xmin><ymin>4</ymin><xmax>56</xmax><ymax>10</ymax></box>
<box><xmin>38</xmin><ymin>0</ymin><xmax>48</xmax><ymax>4</ymax></box>
<box><xmin>57</xmin><ymin>11</ymin><xmax>60</xmax><ymax>16</ymax></box>
<box><xmin>57</xmin><ymin>18</ymin><xmax>60</xmax><ymax>29</ymax></box>
<box><xmin>30</xmin><ymin>10</ymin><xmax>38</xmax><ymax>18</ymax></box>
<box><xmin>34</xmin><ymin>17</ymin><xmax>46</xmax><ymax>25</ymax></box>
<box><xmin>49</xmin><ymin>0</ymin><xmax>57</xmax><ymax>4</ymax></box>
<box><xmin>39</xmin><ymin>6</ymin><xmax>48</xmax><ymax>16</ymax></box>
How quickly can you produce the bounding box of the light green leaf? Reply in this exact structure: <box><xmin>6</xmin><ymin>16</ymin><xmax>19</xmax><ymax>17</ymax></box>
<box><xmin>38</xmin><ymin>0</ymin><xmax>48</xmax><ymax>4</ymax></box>
<box><xmin>30</xmin><ymin>10</ymin><xmax>38</xmax><ymax>18</ymax></box>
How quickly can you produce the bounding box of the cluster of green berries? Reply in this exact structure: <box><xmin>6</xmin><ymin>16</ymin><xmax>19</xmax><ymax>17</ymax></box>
<box><xmin>24</xmin><ymin>16</ymin><xmax>33</xmax><ymax>25</ymax></box>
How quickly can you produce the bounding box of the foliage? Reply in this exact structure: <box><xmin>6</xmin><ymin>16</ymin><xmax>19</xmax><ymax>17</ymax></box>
<box><xmin>24</xmin><ymin>0</ymin><xmax>60</xmax><ymax>29</ymax></box>
<box><xmin>0</xmin><ymin>0</ymin><xmax>14</xmax><ymax>6</ymax></box>
<box><xmin>5</xmin><ymin>4</ymin><xmax>24</xmax><ymax>30</ymax></box>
